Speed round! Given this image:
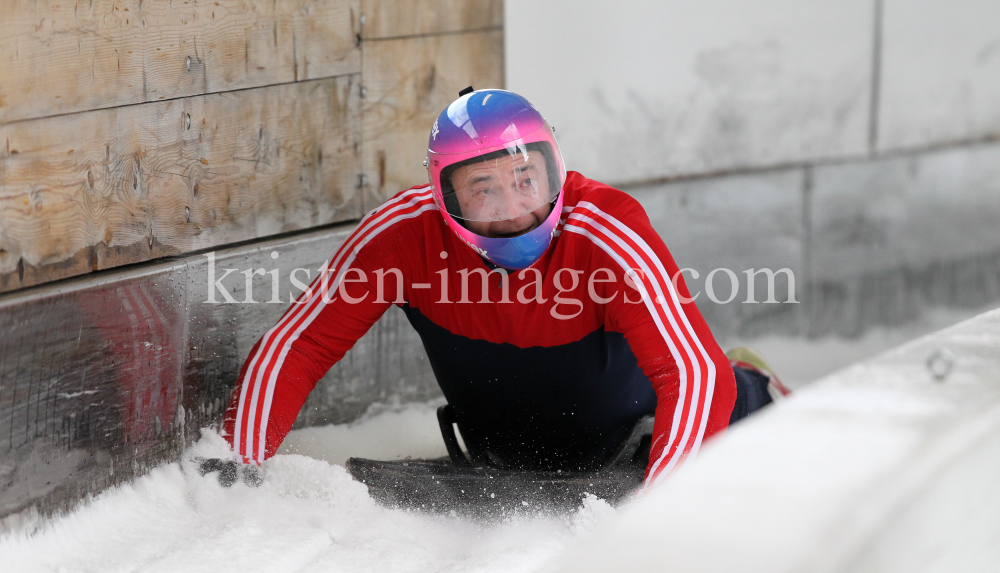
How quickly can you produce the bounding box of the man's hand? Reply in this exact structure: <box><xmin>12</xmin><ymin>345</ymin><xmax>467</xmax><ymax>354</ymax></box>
<box><xmin>197</xmin><ymin>458</ymin><xmax>263</xmax><ymax>487</ymax></box>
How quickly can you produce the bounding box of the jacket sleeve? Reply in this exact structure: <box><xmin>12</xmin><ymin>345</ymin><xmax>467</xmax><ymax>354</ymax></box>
<box><xmin>566</xmin><ymin>194</ymin><xmax>736</xmax><ymax>488</ymax></box>
<box><xmin>221</xmin><ymin>206</ymin><xmax>412</xmax><ymax>465</ymax></box>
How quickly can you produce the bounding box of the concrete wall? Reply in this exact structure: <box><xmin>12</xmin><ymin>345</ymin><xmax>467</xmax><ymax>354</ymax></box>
<box><xmin>508</xmin><ymin>0</ymin><xmax>1000</xmax><ymax>337</ymax></box>
<box><xmin>879</xmin><ymin>0</ymin><xmax>1000</xmax><ymax>150</ymax></box>
<box><xmin>507</xmin><ymin>0</ymin><xmax>875</xmax><ymax>183</ymax></box>
<box><xmin>630</xmin><ymin>142</ymin><xmax>1000</xmax><ymax>340</ymax></box>
<box><xmin>507</xmin><ymin>0</ymin><xmax>1000</xmax><ymax>180</ymax></box>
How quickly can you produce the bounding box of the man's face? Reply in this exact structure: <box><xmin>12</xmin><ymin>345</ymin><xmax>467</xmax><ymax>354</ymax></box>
<box><xmin>450</xmin><ymin>150</ymin><xmax>553</xmax><ymax>238</ymax></box>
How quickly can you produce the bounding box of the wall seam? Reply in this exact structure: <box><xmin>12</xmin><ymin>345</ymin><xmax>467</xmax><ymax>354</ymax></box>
<box><xmin>615</xmin><ymin>133</ymin><xmax>1000</xmax><ymax>191</ymax></box>
<box><xmin>801</xmin><ymin>165</ymin><xmax>814</xmax><ymax>337</ymax></box>
<box><xmin>178</xmin><ymin>260</ymin><xmax>191</xmax><ymax>449</ymax></box>
<box><xmin>0</xmin><ymin>72</ymin><xmax>363</xmax><ymax>128</ymax></box>
<box><xmin>0</xmin><ymin>223</ymin><xmax>362</xmax><ymax>304</ymax></box>
<box><xmin>868</xmin><ymin>0</ymin><xmax>884</xmax><ymax>156</ymax></box>
<box><xmin>359</xmin><ymin>8</ymin><xmax>372</xmax><ymax>212</ymax></box>
<box><xmin>362</xmin><ymin>25</ymin><xmax>503</xmax><ymax>43</ymax></box>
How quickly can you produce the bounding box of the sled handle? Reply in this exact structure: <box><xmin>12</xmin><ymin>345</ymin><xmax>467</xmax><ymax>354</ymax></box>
<box><xmin>605</xmin><ymin>415</ymin><xmax>655</xmax><ymax>469</ymax></box>
<box><xmin>437</xmin><ymin>405</ymin><xmax>472</xmax><ymax>467</ymax></box>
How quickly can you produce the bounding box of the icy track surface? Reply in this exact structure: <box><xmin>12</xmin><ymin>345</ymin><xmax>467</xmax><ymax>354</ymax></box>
<box><xmin>0</xmin><ymin>403</ymin><xmax>617</xmax><ymax>573</ymax></box>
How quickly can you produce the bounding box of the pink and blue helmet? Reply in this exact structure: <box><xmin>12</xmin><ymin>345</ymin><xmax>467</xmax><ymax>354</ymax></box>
<box><xmin>426</xmin><ymin>89</ymin><xmax>566</xmax><ymax>270</ymax></box>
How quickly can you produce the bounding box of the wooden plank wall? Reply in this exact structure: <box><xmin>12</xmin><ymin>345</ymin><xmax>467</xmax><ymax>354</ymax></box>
<box><xmin>359</xmin><ymin>0</ymin><xmax>504</xmax><ymax>207</ymax></box>
<box><xmin>0</xmin><ymin>0</ymin><xmax>504</xmax><ymax>293</ymax></box>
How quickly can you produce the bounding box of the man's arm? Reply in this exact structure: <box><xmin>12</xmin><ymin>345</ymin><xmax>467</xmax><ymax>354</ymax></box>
<box><xmin>221</xmin><ymin>187</ymin><xmax>436</xmax><ymax>464</ymax></box>
<box><xmin>563</xmin><ymin>193</ymin><xmax>736</xmax><ymax>488</ymax></box>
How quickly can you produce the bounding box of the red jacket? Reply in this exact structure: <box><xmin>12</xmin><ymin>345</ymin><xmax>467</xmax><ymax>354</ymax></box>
<box><xmin>223</xmin><ymin>172</ymin><xmax>736</xmax><ymax>487</ymax></box>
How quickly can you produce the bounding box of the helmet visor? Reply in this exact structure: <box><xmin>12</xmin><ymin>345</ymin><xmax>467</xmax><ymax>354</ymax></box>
<box><xmin>441</xmin><ymin>143</ymin><xmax>560</xmax><ymax>223</ymax></box>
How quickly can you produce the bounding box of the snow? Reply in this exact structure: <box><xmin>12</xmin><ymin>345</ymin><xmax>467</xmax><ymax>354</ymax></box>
<box><xmin>547</xmin><ymin>306</ymin><xmax>1000</xmax><ymax>573</ymax></box>
<box><xmin>0</xmin><ymin>412</ymin><xmax>618</xmax><ymax>573</ymax></box>
<box><xmin>2</xmin><ymin>305</ymin><xmax>998</xmax><ymax>572</ymax></box>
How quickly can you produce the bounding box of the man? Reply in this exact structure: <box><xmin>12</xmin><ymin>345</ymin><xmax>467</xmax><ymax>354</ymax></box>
<box><xmin>208</xmin><ymin>89</ymin><xmax>789</xmax><ymax>489</ymax></box>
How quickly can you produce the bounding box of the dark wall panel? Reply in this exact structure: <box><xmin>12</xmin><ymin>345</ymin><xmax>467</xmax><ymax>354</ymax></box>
<box><xmin>0</xmin><ymin>223</ymin><xmax>438</xmax><ymax>523</ymax></box>
<box><xmin>0</xmin><ymin>265</ymin><xmax>191</xmax><ymax>519</ymax></box>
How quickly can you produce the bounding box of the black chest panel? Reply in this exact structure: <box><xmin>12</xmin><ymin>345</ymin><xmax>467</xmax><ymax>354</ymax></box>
<box><xmin>402</xmin><ymin>306</ymin><xmax>657</xmax><ymax>471</ymax></box>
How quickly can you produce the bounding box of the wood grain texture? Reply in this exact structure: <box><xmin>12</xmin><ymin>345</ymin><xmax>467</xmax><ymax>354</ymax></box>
<box><xmin>0</xmin><ymin>0</ymin><xmax>361</xmax><ymax>124</ymax></box>
<box><xmin>361</xmin><ymin>30</ymin><xmax>504</xmax><ymax>208</ymax></box>
<box><xmin>0</xmin><ymin>75</ymin><xmax>362</xmax><ymax>292</ymax></box>
<box><xmin>361</xmin><ymin>0</ymin><xmax>502</xmax><ymax>39</ymax></box>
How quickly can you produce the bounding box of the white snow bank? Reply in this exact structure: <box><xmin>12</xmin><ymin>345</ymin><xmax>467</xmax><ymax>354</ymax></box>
<box><xmin>0</xmin><ymin>413</ymin><xmax>617</xmax><ymax>573</ymax></box>
<box><xmin>547</xmin><ymin>308</ymin><xmax>1000</xmax><ymax>573</ymax></box>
